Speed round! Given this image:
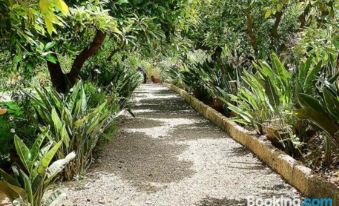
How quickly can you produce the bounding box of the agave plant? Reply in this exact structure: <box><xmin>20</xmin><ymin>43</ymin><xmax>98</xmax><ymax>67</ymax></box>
<box><xmin>0</xmin><ymin>128</ymin><xmax>75</xmax><ymax>206</ymax></box>
<box><xmin>163</xmin><ymin>65</ymin><xmax>184</xmax><ymax>87</ymax></box>
<box><xmin>181</xmin><ymin>63</ymin><xmax>210</xmax><ymax>95</ymax></box>
<box><xmin>31</xmin><ymin>81</ymin><xmax>116</xmax><ymax>180</ymax></box>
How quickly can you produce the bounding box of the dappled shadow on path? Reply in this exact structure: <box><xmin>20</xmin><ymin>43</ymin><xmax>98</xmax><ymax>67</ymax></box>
<box><xmin>168</xmin><ymin>119</ymin><xmax>227</xmax><ymax>141</ymax></box>
<box><xmin>90</xmin><ymin>131</ymin><xmax>195</xmax><ymax>192</ymax></box>
<box><xmin>61</xmin><ymin>84</ymin><xmax>301</xmax><ymax>206</ymax></box>
<box><xmin>121</xmin><ymin>117</ymin><xmax>164</xmax><ymax>129</ymax></box>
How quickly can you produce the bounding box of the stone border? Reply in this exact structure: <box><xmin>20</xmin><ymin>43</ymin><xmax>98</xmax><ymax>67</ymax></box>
<box><xmin>165</xmin><ymin>83</ymin><xmax>338</xmax><ymax>202</ymax></box>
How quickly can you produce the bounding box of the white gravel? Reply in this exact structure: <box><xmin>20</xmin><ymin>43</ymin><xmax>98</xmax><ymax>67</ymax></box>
<box><xmin>60</xmin><ymin>84</ymin><xmax>301</xmax><ymax>206</ymax></box>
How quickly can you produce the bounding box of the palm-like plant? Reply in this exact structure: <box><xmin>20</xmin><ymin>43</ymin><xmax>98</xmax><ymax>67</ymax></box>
<box><xmin>0</xmin><ymin>128</ymin><xmax>75</xmax><ymax>206</ymax></box>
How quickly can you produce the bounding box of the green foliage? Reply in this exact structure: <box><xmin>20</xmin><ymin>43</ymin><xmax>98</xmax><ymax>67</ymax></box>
<box><xmin>31</xmin><ymin>81</ymin><xmax>117</xmax><ymax>180</ymax></box>
<box><xmin>297</xmin><ymin>88</ymin><xmax>339</xmax><ymax>142</ymax></box>
<box><xmin>0</xmin><ymin>0</ymin><xmax>337</xmax><ymax>179</ymax></box>
<box><xmin>39</xmin><ymin>0</ymin><xmax>69</xmax><ymax>34</ymax></box>
<box><xmin>296</xmin><ymin>57</ymin><xmax>339</xmax><ymax>161</ymax></box>
<box><xmin>297</xmin><ymin>85</ymin><xmax>339</xmax><ymax>163</ymax></box>
<box><xmin>0</xmin><ymin>0</ymin><xmax>187</xmax><ymax>88</ymax></box>
<box><xmin>0</xmin><ymin>129</ymin><xmax>75</xmax><ymax>206</ymax></box>
<box><xmin>227</xmin><ymin>53</ymin><xmax>293</xmax><ymax>128</ymax></box>
<box><xmin>0</xmin><ymin>100</ymin><xmax>39</xmax><ymax>170</ymax></box>
<box><xmin>82</xmin><ymin>59</ymin><xmax>142</xmax><ymax>107</ymax></box>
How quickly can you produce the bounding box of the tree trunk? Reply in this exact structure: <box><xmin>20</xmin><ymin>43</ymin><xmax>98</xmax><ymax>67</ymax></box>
<box><xmin>246</xmin><ymin>5</ymin><xmax>257</xmax><ymax>53</ymax></box>
<box><xmin>47</xmin><ymin>30</ymin><xmax>106</xmax><ymax>93</ymax></box>
<box><xmin>298</xmin><ymin>2</ymin><xmax>310</xmax><ymax>30</ymax></box>
<box><xmin>271</xmin><ymin>11</ymin><xmax>283</xmax><ymax>45</ymax></box>
<box><xmin>47</xmin><ymin>56</ymin><xmax>69</xmax><ymax>93</ymax></box>
<box><xmin>211</xmin><ymin>46</ymin><xmax>222</xmax><ymax>63</ymax></box>
<box><xmin>67</xmin><ymin>29</ymin><xmax>106</xmax><ymax>85</ymax></box>
<box><xmin>208</xmin><ymin>46</ymin><xmax>223</xmax><ymax>69</ymax></box>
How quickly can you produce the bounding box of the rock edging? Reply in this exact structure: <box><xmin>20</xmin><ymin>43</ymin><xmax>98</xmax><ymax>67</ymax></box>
<box><xmin>165</xmin><ymin>83</ymin><xmax>338</xmax><ymax>202</ymax></box>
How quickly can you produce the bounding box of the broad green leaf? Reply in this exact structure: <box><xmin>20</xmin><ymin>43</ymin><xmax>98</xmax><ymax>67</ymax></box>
<box><xmin>46</xmin><ymin>54</ymin><xmax>57</xmax><ymax>63</ymax></box>
<box><xmin>303</xmin><ymin>61</ymin><xmax>322</xmax><ymax>93</ymax></box>
<box><xmin>31</xmin><ymin>175</ymin><xmax>44</xmax><ymax>194</ymax></box>
<box><xmin>323</xmin><ymin>88</ymin><xmax>339</xmax><ymax>121</ymax></box>
<box><xmin>31</xmin><ymin>128</ymin><xmax>48</xmax><ymax>162</ymax></box>
<box><xmin>51</xmin><ymin>108</ymin><xmax>63</xmax><ymax>133</ymax></box>
<box><xmin>44</xmin><ymin>16</ymin><xmax>56</xmax><ymax>35</ymax></box>
<box><xmin>271</xmin><ymin>53</ymin><xmax>290</xmax><ymax>82</ymax></box>
<box><xmin>45</xmin><ymin>42</ymin><xmax>56</xmax><ymax>50</ymax></box>
<box><xmin>298</xmin><ymin>93</ymin><xmax>326</xmax><ymax>113</ymax></box>
<box><xmin>14</xmin><ymin>136</ymin><xmax>31</xmax><ymax>172</ymax></box>
<box><xmin>38</xmin><ymin>141</ymin><xmax>62</xmax><ymax>174</ymax></box>
<box><xmin>296</xmin><ymin>108</ymin><xmax>338</xmax><ymax>138</ymax></box>
<box><xmin>227</xmin><ymin>103</ymin><xmax>252</xmax><ymax>123</ymax></box>
<box><xmin>264</xmin><ymin>78</ymin><xmax>279</xmax><ymax>109</ymax></box>
<box><xmin>19</xmin><ymin>170</ymin><xmax>33</xmax><ymax>204</ymax></box>
<box><xmin>0</xmin><ymin>182</ymin><xmax>25</xmax><ymax>201</ymax></box>
<box><xmin>60</xmin><ymin>124</ymin><xmax>70</xmax><ymax>148</ymax></box>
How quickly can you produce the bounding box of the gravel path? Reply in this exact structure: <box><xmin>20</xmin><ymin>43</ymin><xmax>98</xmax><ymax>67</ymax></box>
<box><xmin>61</xmin><ymin>84</ymin><xmax>301</xmax><ymax>206</ymax></box>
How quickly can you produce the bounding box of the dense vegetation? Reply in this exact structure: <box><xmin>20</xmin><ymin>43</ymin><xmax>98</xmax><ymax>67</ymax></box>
<box><xmin>0</xmin><ymin>0</ymin><xmax>338</xmax><ymax>205</ymax></box>
<box><xmin>162</xmin><ymin>0</ymin><xmax>338</xmax><ymax>171</ymax></box>
<box><xmin>0</xmin><ymin>0</ymin><xmax>186</xmax><ymax>204</ymax></box>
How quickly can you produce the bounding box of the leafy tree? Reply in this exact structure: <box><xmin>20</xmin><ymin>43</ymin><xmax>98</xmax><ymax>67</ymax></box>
<box><xmin>0</xmin><ymin>0</ymin><xmax>189</xmax><ymax>92</ymax></box>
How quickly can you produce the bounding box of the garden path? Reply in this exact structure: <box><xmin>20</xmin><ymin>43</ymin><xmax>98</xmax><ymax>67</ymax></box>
<box><xmin>61</xmin><ymin>84</ymin><xmax>301</xmax><ymax>206</ymax></box>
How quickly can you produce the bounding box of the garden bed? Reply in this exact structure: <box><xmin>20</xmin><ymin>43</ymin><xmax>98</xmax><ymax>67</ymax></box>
<box><xmin>166</xmin><ymin>83</ymin><xmax>338</xmax><ymax>203</ymax></box>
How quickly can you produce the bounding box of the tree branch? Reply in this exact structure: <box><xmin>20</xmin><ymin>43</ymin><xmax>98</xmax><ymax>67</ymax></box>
<box><xmin>67</xmin><ymin>29</ymin><xmax>106</xmax><ymax>84</ymax></box>
<box><xmin>271</xmin><ymin>11</ymin><xmax>283</xmax><ymax>44</ymax></box>
<box><xmin>47</xmin><ymin>55</ymin><xmax>69</xmax><ymax>93</ymax></box>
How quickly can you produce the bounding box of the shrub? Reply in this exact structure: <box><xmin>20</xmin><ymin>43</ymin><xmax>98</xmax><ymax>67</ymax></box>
<box><xmin>31</xmin><ymin>81</ymin><xmax>117</xmax><ymax>180</ymax></box>
<box><xmin>0</xmin><ymin>99</ymin><xmax>39</xmax><ymax>170</ymax></box>
<box><xmin>227</xmin><ymin>53</ymin><xmax>294</xmax><ymax>130</ymax></box>
<box><xmin>296</xmin><ymin>56</ymin><xmax>339</xmax><ymax>163</ymax></box>
<box><xmin>226</xmin><ymin>53</ymin><xmax>304</xmax><ymax>155</ymax></box>
<box><xmin>81</xmin><ymin>61</ymin><xmax>142</xmax><ymax>107</ymax></box>
<box><xmin>0</xmin><ymin>128</ymin><xmax>75</xmax><ymax>206</ymax></box>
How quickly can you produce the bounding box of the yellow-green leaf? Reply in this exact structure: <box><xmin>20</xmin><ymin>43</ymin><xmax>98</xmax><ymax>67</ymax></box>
<box><xmin>55</xmin><ymin>0</ymin><xmax>69</xmax><ymax>15</ymax></box>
